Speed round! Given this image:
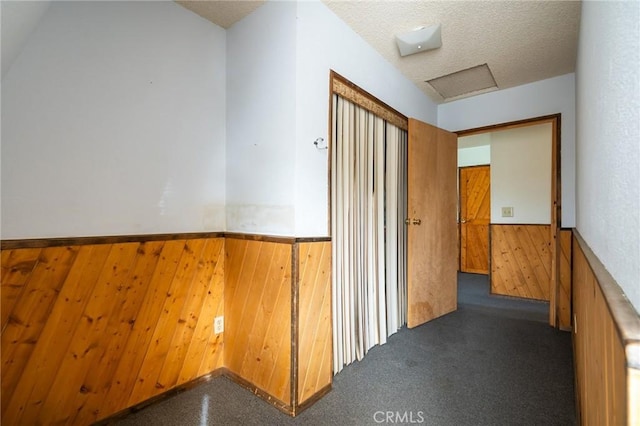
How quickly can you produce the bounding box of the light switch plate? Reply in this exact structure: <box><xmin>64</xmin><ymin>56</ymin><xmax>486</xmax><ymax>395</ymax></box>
<box><xmin>501</xmin><ymin>206</ymin><xmax>514</xmax><ymax>217</ymax></box>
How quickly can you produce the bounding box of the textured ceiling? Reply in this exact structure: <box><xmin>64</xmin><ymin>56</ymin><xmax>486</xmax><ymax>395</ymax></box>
<box><xmin>175</xmin><ymin>0</ymin><xmax>581</xmax><ymax>104</ymax></box>
<box><xmin>176</xmin><ymin>1</ymin><xmax>265</xmax><ymax>29</ymax></box>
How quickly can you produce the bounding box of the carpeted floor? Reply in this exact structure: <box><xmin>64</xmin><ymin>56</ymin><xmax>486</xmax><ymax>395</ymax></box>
<box><xmin>115</xmin><ymin>273</ymin><xmax>575</xmax><ymax>425</ymax></box>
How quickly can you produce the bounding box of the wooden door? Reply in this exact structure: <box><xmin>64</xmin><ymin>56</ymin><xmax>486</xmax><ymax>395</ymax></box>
<box><xmin>460</xmin><ymin>166</ymin><xmax>490</xmax><ymax>274</ymax></box>
<box><xmin>407</xmin><ymin>119</ymin><xmax>458</xmax><ymax>328</ymax></box>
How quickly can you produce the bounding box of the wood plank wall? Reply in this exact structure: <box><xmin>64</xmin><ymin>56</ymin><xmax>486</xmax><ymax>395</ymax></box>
<box><xmin>490</xmin><ymin>224</ymin><xmax>551</xmax><ymax>301</ymax></box>
<box><xmin>1</xmin><ymin>238</ymin><xmax>225</xmax><ymax>425</ymax></box>
<box><xmin>297</xmin><ymin>242</ymin><xmax>332</xmax><ymax>405</ymax></box>
<box><xmin>573</xmin><ymin>232</ymin><xmax>640</xmax><ymax>425</ymax></box>
<box><xmin>557</xmin><ymin>230</ymin><xmax>572</xmax><ymax>330</ymax></box>
<box><xmin>2</xmin><ymin>234</ymin><xmax>333</xmax><ymax>422</ymax></box>
<box><xmin>630</xmin><ymin>369</ymin><xmax>640</xmax><ymax>426</ymax></box>
<box><xmin>224</xmin><ymin>238</ymin><xmax>293</xmax><ymax>406</ymax></box>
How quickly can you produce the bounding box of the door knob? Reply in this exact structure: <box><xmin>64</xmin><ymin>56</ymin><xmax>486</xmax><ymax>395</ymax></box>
<box><xmin>460</xmin><ymin>219</ymin><xmax>467</xmax><ymax>223</ymax></box>
<box><xmin>412</xmin><ymin>218</ymin><xmax>422</xmax><ymax>225</ymax></box>
<box><xmin>405</xmin><ymin>218</ymin><xmax>411</xmax><ymax>225</ymax></box>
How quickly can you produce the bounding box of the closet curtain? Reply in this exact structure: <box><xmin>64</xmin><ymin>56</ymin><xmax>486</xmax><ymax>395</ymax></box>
<box><xmin>331</xmin><ymin>94</ymin><xmax>407</xmax><ymax>374</ymax></box>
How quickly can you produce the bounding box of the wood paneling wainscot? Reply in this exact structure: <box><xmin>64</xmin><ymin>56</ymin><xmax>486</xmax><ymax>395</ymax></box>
<box><xmin>573</xmin><ymin>232</ymin><xmax>640</xmax><ymax>425</ymax></box>
<box><xmin>1</xmin><ymin>237</ymin><xmax>225</xmax><ymax>425</ymax></box>
<box><xmin>296</xmin><ymin>241</ymin><xmax>332</xmax><ymax>405</ymax></box>
<box><xmin>490</xmin><ymin>224</ymin><xmax>551</xmax><ymax>301</ymax></box>
<box><xmin>2</xmin><ymin>233</ymin><xmax>332</xmax><ymax>422</ymax></box>
<box><xmin>557</xmin><ymin>229</ymin><xmax>573</xmax><ymax>330</ymax></box>
<box><xmin>224</xmin><ymin>238</ymin><xmax>293</xmax><ymax>406</ymax></box>
<box><xmin>223</xmin><ymin>236</ymin><xmax>333</xmax><ymax>415</ymax></box>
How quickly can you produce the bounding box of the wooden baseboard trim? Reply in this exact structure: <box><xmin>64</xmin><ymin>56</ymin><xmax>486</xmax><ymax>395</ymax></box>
<box><xmin>92</xmin><ymin>367</ymin><xmax>333</xmax><ymax>424</ymax></box>
<box><xmin>293</xmin><ymin>383</ymin><xmax>332</xmax><ymax>416</ymax></box>
<box><xmin>221</xmin><ymin>368</ymin><xmax>293</xmax><ymax>415</ymax></box>
<box><xmin>93</xmin><ymin>369</ymin><xmax>225</xmax><ymax>425</ymax></box>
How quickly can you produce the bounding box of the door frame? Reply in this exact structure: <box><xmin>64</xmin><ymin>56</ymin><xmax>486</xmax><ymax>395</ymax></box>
<box><xmin>455</xmin><ymin>114</ymin><xmax>562</xmax><ymax>328</ymax></box>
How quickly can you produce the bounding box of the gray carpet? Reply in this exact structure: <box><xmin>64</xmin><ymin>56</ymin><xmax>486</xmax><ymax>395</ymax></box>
<box><xmin>115</xmin><ymin>273</ymin><xmax>575</xmax><ymax>425</ymax></box>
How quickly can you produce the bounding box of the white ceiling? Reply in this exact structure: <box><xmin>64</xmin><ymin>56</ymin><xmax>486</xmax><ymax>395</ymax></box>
<box><xmin>180</xmin><ymin>1</ymin><xmax>582</xmax><ymax>104</ymax></box>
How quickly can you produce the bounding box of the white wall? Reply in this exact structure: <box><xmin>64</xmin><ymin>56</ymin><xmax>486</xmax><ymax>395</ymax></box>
<box><xmin>1</xmin><ymin>0</ymin><xmax>441</xmax><ymax>239</ymax></box>
<box><xmin>490</xmin><ymin>123</ymin><xmax>552</xmax><ymax>224</ymax></box>
<box><xmin>1</xmin><ymin>1</ymin><xmax>227</xmax><ymax>238</ymax></box>
<box><xmin>458</xmin><ymin>146</ymin><xmax>490</xmax><ymax>168</ymax></box>
<box><xmin>1</xmin><ymin>0</ymin><xmax>51</xmax><ymax>78</ymax></box>
<box><xmin>225</xmin><ymin>0</ymin><xmax>297</xmax><ymax>235</ymax></box>
<box><xmin>438</xmin><ymin>73</ymin><xmax>576</xmax><ymax>227</ymax></box>
<box><xmin>294</xmin><ymin>0</ymin><xmax>438</xmax><ymax>237</ymax></box>
<box><xmin>458</xmin><ymin>133</ymin><xmax>490</xmax><ymax>167</ymax></box>
<box><xmin>225</xmin><ymin>0</ymin><xmax>438</xmax><ymax>237</ymax></box>
<box><xmin>575</xmin><ymin>1</ymin><xmax>640</xmax><ymax>313</ymax></box>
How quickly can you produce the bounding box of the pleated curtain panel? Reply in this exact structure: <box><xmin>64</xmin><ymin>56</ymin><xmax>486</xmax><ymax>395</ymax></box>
<box><xmin>331</xmin><ymin>94</ymin><xmax>408</xmax><ymax>374</ymax></box>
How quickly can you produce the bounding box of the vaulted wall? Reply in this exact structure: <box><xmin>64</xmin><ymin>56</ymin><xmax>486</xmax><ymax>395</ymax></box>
<box><xmin>1</xmin><ymin>1</ymin><xmax>227</xmax><ymax>239</ymax></box>
<box><xmin>575</xmin><ymin>0</ymin><xmax>640</xmax><ymax>314</ymax></box>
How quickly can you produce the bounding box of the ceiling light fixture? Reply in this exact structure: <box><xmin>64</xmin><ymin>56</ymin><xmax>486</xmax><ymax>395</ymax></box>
<box><xmin>395</xmin><ymin>24</ymin><xmax>442</xmax><ymax>57</ymax></box>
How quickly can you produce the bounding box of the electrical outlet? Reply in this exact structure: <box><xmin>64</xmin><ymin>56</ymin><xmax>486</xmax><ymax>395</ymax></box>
<box><xmin>501</xmin><ymin>206</ymin><xmax>514</xmax><ymax>217</ymax></box>
<box><xmin>214</xmin><ymin>316</ymin><xmax>224</xmax><ymax>334</ymax></box>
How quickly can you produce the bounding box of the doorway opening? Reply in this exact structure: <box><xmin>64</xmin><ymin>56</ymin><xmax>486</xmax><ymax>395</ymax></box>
<box><xmin>456</xmin><ymin>114</ymin><xmax>563</xmax><ymax>328</ymax></box>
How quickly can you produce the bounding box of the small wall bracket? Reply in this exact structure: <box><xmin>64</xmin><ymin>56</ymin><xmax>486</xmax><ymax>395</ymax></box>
<box><xmin>314</xmin><ymin>137</ymin><xmax>328</xmax><ymax>150</ymax></box>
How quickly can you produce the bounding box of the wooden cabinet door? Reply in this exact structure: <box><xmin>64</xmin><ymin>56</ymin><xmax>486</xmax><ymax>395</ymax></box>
<box><xmin>460</xmin><ymin>165</ymin><xmax>490</xmax><ymax>274</ymax></box>
<box><xmin>407</xmin><ymin>118</ymin><xmax>458</xmax><ymax>328</ymax></box>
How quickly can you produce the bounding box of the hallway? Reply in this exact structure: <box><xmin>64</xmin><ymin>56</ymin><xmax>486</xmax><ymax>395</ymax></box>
<box><xmin>116</xmin><ymin>273</ymin><xmax>575</xmax><ymax>425</ymax></box>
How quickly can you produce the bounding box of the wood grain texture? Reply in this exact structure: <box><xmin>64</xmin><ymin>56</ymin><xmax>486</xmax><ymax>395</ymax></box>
<box><xmin>1</xmin><ymin>248</ymin><xmax>42</xmax><ymax>331</ymax></box>
<box><xmin>296</xmin><ymin>242</ymin><xmax>332</xmax><ymax>404</ymax></box>
<box><xmin>407</xmin><ymin>119</ymin><xmax>458</xmax><ymax>328</ymax></box>
<box><xmin>460</xmin><ymin>166</ymin><xmax>490</xmax><ymax>274</ymax></box>
<box><xmin>0</xmin><ymin>238</ymin><xmax>225</xmax><ymax>425</ymax></box>
<box><xmin>2</xmin><ymin>235</ymin><xmax>332</xmax><ymax>420</ymax></box>
<box><xmin>490</xmin><ymin>224</ymin><xmax>551</xmax><ymax>301</ymax></box>
<box><xmin>573</xmin><ymin>237</ymin><xmax>625</xmax><ymax>425</ymax></box>
<box><xmin>224</xmin><ymin>238</ymin><xmax>292</xmax><ymax>405</ymax></box>
<box><xmin>1</xmin><ymin>246</ymin><xmax>80</xmax><ymax>421</ymax></box>
<box><xmin>629</xmin><ymin>368</ymin><xmax>640</xmax><ymax>425</ymax></box>
<box><xmin>557</xmin><ymin>230</ymin><xmax>572</xmax><ymax>330</ymax></box>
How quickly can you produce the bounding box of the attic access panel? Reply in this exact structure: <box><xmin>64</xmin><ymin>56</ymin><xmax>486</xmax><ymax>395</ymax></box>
<box><xmin>426</xmin><ymin>64</ymin><xmax>498</xmax><ymax>101</ymax></box>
